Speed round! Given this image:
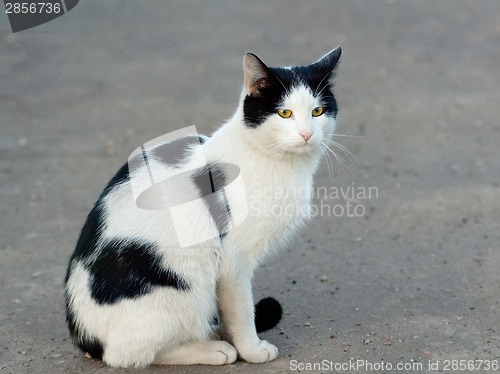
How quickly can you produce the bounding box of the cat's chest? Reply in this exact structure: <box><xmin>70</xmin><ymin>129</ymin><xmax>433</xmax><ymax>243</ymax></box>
<box><xmin>241</xmin><ymin>167</ymin><xmax>313</xmax><ymax>233</ymax></box>
<box><xmin>203</xmin><ymin>140</ymin><xmax>318</xmax><ymax>254</ymax></box>
<box><xmin>220</xmin><ymin>169</ymin><xmax>312</xmax><ymax>259</ymax></box>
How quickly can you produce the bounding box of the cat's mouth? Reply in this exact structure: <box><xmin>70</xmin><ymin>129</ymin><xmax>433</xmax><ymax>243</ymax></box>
<box><xmin>289</xmin><ymin>141</ymin><xmax>320</xmax><ymax>154</ymax></box>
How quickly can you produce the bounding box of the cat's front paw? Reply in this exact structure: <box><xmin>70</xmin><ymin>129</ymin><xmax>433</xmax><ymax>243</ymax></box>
<box><xmin>237</xmin><ymin>340</ymin><xmax>278</xmax><ymax>363</ymax></box>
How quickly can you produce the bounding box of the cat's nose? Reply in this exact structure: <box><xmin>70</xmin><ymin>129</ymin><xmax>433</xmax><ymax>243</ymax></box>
<box><xmin>299</xmin><ymin>131</ymin><xmax>313</xmax><ymax>142</ymax></box>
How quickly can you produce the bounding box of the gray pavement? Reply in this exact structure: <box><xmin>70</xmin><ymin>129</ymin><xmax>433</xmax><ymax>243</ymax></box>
<box><xmin>1</xmin><ymin>1</ymin><xmax>499</xmax><ymax>373</ymax></box>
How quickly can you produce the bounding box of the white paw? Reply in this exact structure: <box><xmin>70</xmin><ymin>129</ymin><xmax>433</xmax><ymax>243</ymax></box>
<box><xmin>238</xmin><ymin>340</ymin><xmax>278</xmax><ymax>363</ymax></box>
<box><xmin>209</xmin><ymin>341</ymin><xmax>238</xmax><ymax>365</ymax></box>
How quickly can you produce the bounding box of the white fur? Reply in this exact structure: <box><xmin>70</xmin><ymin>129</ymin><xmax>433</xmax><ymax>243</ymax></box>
<box><xmin>65</xmin><ymin>82</ymin><xmax>336</xmax><ymax>367</ymax></box>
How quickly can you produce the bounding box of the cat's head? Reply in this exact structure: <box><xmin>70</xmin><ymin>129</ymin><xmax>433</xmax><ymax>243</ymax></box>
<box><xmin>241</xmin><ymin>47</ymin><xmax>341</xmax><ymax>157</ymax></box>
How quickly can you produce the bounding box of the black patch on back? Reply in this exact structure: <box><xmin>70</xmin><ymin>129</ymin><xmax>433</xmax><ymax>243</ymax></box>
<box><xmin>149</xmin><ymin>135</ymin><xmax>206</xmax><ymax>168</ymax></box>
<box><xmin>64</xmin><ymin>162</ymin><xmax>128</xmax><ymax>358</ymax></box>
<box><xmin>88</xmin><ymin>240</ymin><xmax>190</xmax><ymax>305</ymax></box>
<box><xmin>68</xmin><ymin>204</ymin><xmax>105</xmax><ymax>263</ymax></box>
<box><xmin>67</xmin><ymin>162</ymin><xmax>130</xmax><ymax>266</ymax></box>
<box><xmin>103</xmin><ymin>162</ymin><xmax>130</xmax><ymax>194</ymax></box>
<box><xmin>191</xmin><ymin>163</ymin><xmax>232</xmax><ymax>239</ymax></box>
<box><xmin>192</xmin><ymin>163</ymin><xmax>227</xmax><ymax>196</ymax></box>
<box><xmin>243</xmin><ymin>66</ymin><xmax>338</xmax><ymax>128</ymax></box>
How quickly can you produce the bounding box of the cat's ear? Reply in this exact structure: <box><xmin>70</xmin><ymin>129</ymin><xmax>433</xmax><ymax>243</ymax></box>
<box><xmin>243</xmin><ymin>53</ymin><xmax>273</xmax><ymax>96</ymax></box>
<box><xmin>310</xmin><ymin>46</ymin><xmax>342</xmax><ymax>79</ymax></box>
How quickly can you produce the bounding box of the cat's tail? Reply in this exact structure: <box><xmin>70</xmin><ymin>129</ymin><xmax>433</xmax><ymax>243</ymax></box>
<box><xmin>254</xmin><ymin>297</ymin><xmax>283</xmax><ymax>333</ymax></box>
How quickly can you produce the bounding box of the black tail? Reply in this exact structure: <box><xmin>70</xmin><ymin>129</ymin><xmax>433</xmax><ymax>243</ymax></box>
<box><xmin>255</xmin><ymin>297</ymin><xmax>283</xmax><ymax>333</ymax></box>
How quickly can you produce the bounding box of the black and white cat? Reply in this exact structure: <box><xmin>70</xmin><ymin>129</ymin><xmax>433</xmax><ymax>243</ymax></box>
<box><xmin>64</xmin><ymin>47</ymin><xmax>342</xmax><ymax>368</ymax></box>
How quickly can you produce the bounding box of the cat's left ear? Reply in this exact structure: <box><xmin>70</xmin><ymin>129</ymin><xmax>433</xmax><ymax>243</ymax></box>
<box><xmin>310</xmin><ymin>46</ymin><xmax>342</xmax><ymax>79</ymax></box>
<box><xmin>243</xmin><ymin>53</ymin><xmax>273</xmax><ymax>96</ymax></box>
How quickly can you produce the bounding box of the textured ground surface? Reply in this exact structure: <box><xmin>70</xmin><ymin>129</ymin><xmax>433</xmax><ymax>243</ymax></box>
<box><xmin>1</xmin><ymin>1</ymin><xmax>499</xmax><ymax>373</ymax></box>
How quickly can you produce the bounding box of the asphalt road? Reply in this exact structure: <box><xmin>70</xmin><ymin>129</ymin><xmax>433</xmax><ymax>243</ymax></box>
<box><xmin>1</xmin><ymin>1</ymin><xmax>499</xmax><ymax>373</ymax></box>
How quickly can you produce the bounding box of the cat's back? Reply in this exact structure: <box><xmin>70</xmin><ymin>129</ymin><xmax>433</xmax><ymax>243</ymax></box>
<box><xmin>66</xmin><ymin>133</ymin><xmax>223</xmax><ymax>294</ymax></box>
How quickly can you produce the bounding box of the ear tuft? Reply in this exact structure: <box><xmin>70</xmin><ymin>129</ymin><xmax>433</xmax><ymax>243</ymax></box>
<box><xmin>243</xmin><ymin>53</ymin><xmax>272</xmax><ymax>96</ymax></box>
<box><xmin>311</xmin><ymin>46</ymin><xmax>342</xmax><ymax>76</ymax></box>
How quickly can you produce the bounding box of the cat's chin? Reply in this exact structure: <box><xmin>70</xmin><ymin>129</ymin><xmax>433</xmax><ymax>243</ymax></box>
<box><xmin>293</xmin><ymin>142</ymin><xmax>321</xmax><ymax>153</ymax></box>
<box><xmin>283</xmin><ymin>142</ymin><xmax>322</xmax><ymax>157</ymax></box>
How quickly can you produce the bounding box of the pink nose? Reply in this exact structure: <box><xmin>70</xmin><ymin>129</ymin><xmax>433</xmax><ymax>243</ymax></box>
<box><xmin>299</xmin><ymin>131</ymin><xmax>313</xmax><ymax>142</ymax></box>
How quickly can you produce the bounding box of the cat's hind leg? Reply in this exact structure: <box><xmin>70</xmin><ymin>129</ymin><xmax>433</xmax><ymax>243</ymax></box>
<box><xmin>153</xmin><ymin>340</ymin><xmax>237</xmax><ymax>365</ymax></box>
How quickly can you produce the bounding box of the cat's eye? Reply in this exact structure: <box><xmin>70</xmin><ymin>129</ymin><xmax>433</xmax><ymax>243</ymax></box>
<box><xmin>312</xmin><ymin>107</ymin><xmax>324</xmax><ymax>117</ymax></box>
<box><xmin>278</xmin><ymin>109</ymin><xmax>293</xmax><ymax>118</ymax></box>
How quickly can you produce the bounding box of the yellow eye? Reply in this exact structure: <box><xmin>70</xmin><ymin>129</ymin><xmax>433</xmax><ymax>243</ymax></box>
<box><xmin>278</xmin><ymin>109</ymin><xmax>293</xmax><ymax>118</ymax></box>
<box><xmin>312</xmin><ymin>106</ymin><xmax>324</xmax><ymax>117</ymax></box>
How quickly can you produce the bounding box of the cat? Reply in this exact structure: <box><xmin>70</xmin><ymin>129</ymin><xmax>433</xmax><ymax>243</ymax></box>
<box><xmin>64</xmin><ymin>47</ymin><xmax>342</xmax><ymax>368</ymax></box>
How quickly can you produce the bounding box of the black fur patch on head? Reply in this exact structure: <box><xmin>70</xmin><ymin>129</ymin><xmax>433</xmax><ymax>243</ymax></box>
<box><xmin>243</xmin><ymin>68</ymin><xmax>294</xmax><ymax>128</ymax></box>
<box><xmin>290</xmin><ymin>65</ymin><xmax>339</xmax><ymax>117</ymax></box>
<box><xmin>243</xmin><ymin>67</ymin><xmax>338</xmax><ymax>128</ymax></box>
<box><xmin>87</xmin><ymin>240</ymin><xmax>190</xmax><ymax>305</ymax></box>
<box><xmin>243</xmin><ymin>50</ymin><xmax>341</xmax><ymax>128</ymax></box>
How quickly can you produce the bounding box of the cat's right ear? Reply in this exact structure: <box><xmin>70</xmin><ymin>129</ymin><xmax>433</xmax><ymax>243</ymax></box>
<box><xmin>243</xmin><ymin>53</ymin><xmax>272</xmax><ymax>96</ymax></box>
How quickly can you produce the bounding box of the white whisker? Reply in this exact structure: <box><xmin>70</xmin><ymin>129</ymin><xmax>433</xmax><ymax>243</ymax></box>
<box><xmin>323</xmin><ymin>137</ymin><xmax>367</xmax><ymax>178</ymax></box>
<box><xmin>319</xmin><ymin>143</ymin><xmax>335</xmax><ymax>182</ymax></box>
<box><xmin>321</xmin><ymin>142</ymin><xmax>356</xmax><ymax>177</ymax></box>
<box><xmin>320</xmin><ymin>142</ymin><xmax>342</xmax><ymax>177</ymax></box>
<box><xmin>324</xmin><ymin>133</ymin><xmax>364</xmax><ymax>138</ymax></box>
<box><xmin>324</xmin><ymin>138</ymin><xmax>363</xmax><ymax>174</ymax></box>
